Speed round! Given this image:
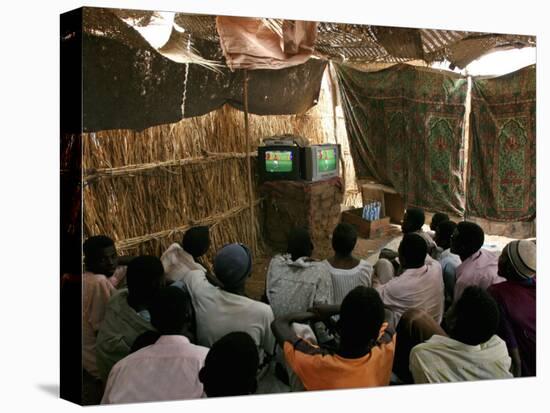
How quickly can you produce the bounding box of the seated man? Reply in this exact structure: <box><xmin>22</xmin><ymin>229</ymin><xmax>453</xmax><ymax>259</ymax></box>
<box><xmin>161</xmin><ymin>226</ymin><xmax>210</xmax><ymax>283</ymax></box>
<box><xmin>402</xmin><ymin>286</ymin><xmax>512</xmax><ymax>383</ymax></box>
<box><xmin>323</xmin><ymin>223</ymin><xmax>373</xmax><ymax>305</ymax></box>
<box><xmin>96</xmin><ymin>255</ymin><xmax>166</xmax><ymax>382</ymax></box>
<box><xmin>271</xmin><ymin>286</ymin><xmax>395</xmax><ymax>391</ymax></box>
<box><xmin>488</xmin><ymin>240</ymin><xmax>536</xmax><ymax>377</ymax></box>
<box><xmin>102</xmin><ymin>287</ymin><xmax>209</xmax><ymax>404</ymax></box>
<box><xmin>402</xmin><ymin>207</ymin><xmax>437</xmax><ymax>255</ymax></box>
<box><xmin>374</xmin><ymin>233</ymin><xmax>444</xmax><ymax>325</ymax></box>
<box><xmin>266</xmin><ymin>227</ymin><xmax>333</xmax><ymax>319</ymax></box>
<box><xmin>451</xmin><ymin>221</ymin><xmax>505</xmax><ymax>302</ymax></box>
<box><xmin>433</xmin><ymin>220</ymin><xmax>461</xmax><ymax>310</ymax></box>
<box><xmin>82</xmin><ymin>235</ymin><xmax>127</xmax><ymax>381</ymax></box>
<box><xmin>182</xmin><ymin>243</ymin><xmax>276</xmax><ymax>366</ymax></box>
<box><xmin>199</xmin><ymin>332</ymin><xmax>260</xmax><ymax>397</ymax></box>
<box><xmin>427</xmin><ymin>212</ymin><xmax>450</xmax><ymax>239</ymax></box>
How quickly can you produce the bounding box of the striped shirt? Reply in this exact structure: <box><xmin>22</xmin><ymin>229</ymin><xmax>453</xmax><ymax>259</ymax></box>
<box><xmin>323</xmin><ymin>259</ymin><xmax>373</xmax><ymax>304</ymax></box>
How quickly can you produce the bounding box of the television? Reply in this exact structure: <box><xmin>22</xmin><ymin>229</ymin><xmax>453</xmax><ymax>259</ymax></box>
<box><xmin>301</xmin><ymin>144</ymin><xmax>341</xmax><ymax>181</ymax></box>
<box><xmin>257</xmin><ymin>145</ymin><xmax>301</xmax><ymax>182</ymax></box>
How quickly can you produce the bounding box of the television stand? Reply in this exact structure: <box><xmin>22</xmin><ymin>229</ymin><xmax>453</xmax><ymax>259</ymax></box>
<box><xmin>259</xmin><ymin>177</ymin><xmax>344</xmax><ymax>258</ymax></box>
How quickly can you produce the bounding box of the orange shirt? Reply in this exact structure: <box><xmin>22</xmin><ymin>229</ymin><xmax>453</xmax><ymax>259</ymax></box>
<box><xmin>284</xmin><ymin>323</ymin><xmax>396</xmax><ymax>391</ymax></box>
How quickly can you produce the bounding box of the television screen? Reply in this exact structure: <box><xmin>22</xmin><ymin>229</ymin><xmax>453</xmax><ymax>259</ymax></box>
<box><xmin>317</xmin><ymin>148</ymin><xmax>337</xmax><ymax>173</ymax></box>
<box><xmin>265</xmin><ymin>150</ymin><xmax>293</xmax><ymax>173</ymax></box>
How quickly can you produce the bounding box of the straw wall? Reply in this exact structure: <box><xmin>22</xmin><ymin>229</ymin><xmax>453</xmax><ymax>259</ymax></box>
<box><xmin>82</xmin><ymin>82</ymin><xmax>345</xmax><ymax>263</ymax></box>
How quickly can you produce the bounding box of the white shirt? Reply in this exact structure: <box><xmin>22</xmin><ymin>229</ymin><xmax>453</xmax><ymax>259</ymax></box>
<box><xmin>161</xmin><ymin>243</ymin><xmax>206</xmax><ymax>282</ymax></box>
<box><xmin>266</xmin><ymin>255</ymin><xmax>333</xmax><ymax>318</ymax></box>
<box><xmin>376</xmin><ymin>260</ymin><xmax>444</xmax><ymax>324</ymax></box>
<box><xmin>410</xmin><ymin>334</ymin><xmax>513</xmax><ymax>383</ymax></box>
<box><xmin>323</xmin><ymin>259</ymin><xmax>373</xmax><ymax>304</ymax></box>
<box><xmin>183</xmin><ymin>269</ymin><xmax>276</xmax><ymax>358</ymax></box>
<box><xmin>102</xmin><ymin>335</ymin><xmax>209</xmax><ymax>404</ymax></box>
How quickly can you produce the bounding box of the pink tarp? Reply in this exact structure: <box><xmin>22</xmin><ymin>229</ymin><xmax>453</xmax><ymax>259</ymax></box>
<box><xmin>216</xmin><ymin>16</ymin><xmax>318</xmax><ymax>70</ymax></box>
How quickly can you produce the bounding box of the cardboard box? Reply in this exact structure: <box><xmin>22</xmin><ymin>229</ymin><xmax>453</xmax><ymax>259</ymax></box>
<box><xmin>360</xmin><ymin>183</ymin><xmax>405</xmax><ymax>225</ymax></box>
<box><xmin>341</xmin><ymin>208</ymin><xmax>391</xmax><ymax>238</ymax></box>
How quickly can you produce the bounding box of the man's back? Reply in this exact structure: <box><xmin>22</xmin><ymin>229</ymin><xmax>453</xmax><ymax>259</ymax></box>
<box><xmin>454</xmin><ymin>249</ymin><xmax>505</xmax><ymax>302</ymax></box>
<box><xmin>95</xmin><ymin>289</ymin><xmax>154</xmax><ymax>382</ymax></box>
<box><xmin>102</xmin><ymin>335</ymin><xmax>208</xmax><ymax>404</ymax></box>
<box><xmin>488</xmin><ymin>279</ymin><xmax>536</xmax><ymax>376</ymax></box>
<box><xmin>283</xmin><ymin>324</ymin><xmax>395</xmax><ymax>391</ymax></box>
<box><xmin>183</xmin><ymin>269</ymin><xmax>276</xmax><ymax>357</ymax></box>
<box><xmin>410</xmin><ymin>334</ymin><xmax>512</xmax><ymax>383</ymax></box>
<box><xmin>266</xmin><ymin>255</ymin><xmax>333</xmax><ymax>318</ymax></box>
<box><xmin>376</xmin><ymin>260</ymin><xmax>444</xmax><ymax>324</ymax></box>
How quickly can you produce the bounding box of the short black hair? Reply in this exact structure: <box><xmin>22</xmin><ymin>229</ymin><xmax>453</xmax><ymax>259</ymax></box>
<box><xmin>435</xmin><ymin>220</ymin><xmax>456</xmax><ymax>245</ymax></box>
<box><xmin>455</xmin><ymin>221</ymin><xmax>485</xmax><ymax>256</ymax></box>
<box><xmin>402</xmin><ymin>207</ymin><xmax>425</xmax><ymax>233</ymax></box>
<box><xmin>339</xmin><ymin>286</ymin><xmax>385</xmax><ymax>348</ymax></box>
<box><xmin>199</xmin><ymin>332</ymin><xmax>259</xmax><ymax>397</ymax></box>
<box><xmin>398</xmin><ymin>233</ymin><xmax>428</xmax><ymax>268</ymax></box>
<box><xmin>126</xmin><ymin>255</ymin><xmax>165</xmax><ymax>306</ymax></box>
<box><xmin>430</xmin><ymin>213</ymin><xmax>450</xmax><ymax>231</ymax></box>
<box><xmin>182</xmin><ymin>226</ymin><xmax>210</xmax><ymax>258</ymax></box>
<box><xmin>83</xmin><ymin>235</ymin><xmax>114</xmax><ymax>259</ymax></box>
<box><xmin>451</xmin><ymin>286</ymin><xmax>500</xmax><ymax>345</ymax></box>
<box><xmin>149</xmin><ymin>286</ymin><xmax>192</xmax><ymax>335</ymax></box>
<box><xmin>332</xmin><ymin>223</ymin><xmax>358</xmax><ymax>256</ymax></box>
<box><xmin>287</xmin><ymin>227</ymin><xmax>313</xmax><ymax>260</ymax></box>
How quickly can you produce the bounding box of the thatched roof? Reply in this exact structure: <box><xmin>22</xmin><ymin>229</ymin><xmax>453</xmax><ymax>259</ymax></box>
<box><xmin>97</xmin><ymin>8</ymin><xmax>535</xmax><ymax>69</ymax></box>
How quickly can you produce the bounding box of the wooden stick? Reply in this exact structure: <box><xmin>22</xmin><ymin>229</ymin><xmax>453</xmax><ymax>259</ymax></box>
<box><xmin>327</xmin><ymin>62</ymin><xmax>347</xmax><ymax>191</ymax></box>
<box><xmin>243</xmin><ymin>69</ymin><xmax>257</xmax><ymax>256</ymax></box>
<box><xmin>83</xmin><ymin>151</ymin><xmax>258</xmax><ymax>183</ymax></box>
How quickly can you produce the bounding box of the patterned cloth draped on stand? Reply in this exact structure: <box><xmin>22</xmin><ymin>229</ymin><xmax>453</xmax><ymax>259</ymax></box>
<box><xmin>467</xmin><ymin>65</ymin><xmax>536</xmax><ymax>221</ymax></box>
<box><xmin>335</xmin><ymin>64</ymin><xmax>467</xmax><ymax>216</ymax></box>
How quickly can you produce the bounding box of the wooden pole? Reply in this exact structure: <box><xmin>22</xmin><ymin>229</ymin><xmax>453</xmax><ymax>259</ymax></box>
<box><xmin>327</xmin><ymin>63</ymin><xmax>347</xmax><ymax>192</ymax></box>
<box><xmin>243</xmin><ymin>69</ymin><xmax>257</xmax><ymax>255</ymax></box>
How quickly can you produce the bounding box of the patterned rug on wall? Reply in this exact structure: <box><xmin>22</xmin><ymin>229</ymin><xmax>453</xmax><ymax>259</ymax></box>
<box><xmin>468</xmin><ymin>65</ymin><xmax>536</xmax><ymax>221</ymax></box>
<box><xmin>336</xmin><ymin>63</ymin><xmax>468</xmax><ymax>216</ymax></box>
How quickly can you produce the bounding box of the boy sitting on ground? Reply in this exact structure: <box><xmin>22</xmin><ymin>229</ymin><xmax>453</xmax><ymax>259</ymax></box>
<box><xmin>395</xmin><ymin>286</ymin><xmax>512</xmax><ymax>384</ymax></box>
<box><xmin>271</xmin><ymin>286</ymin><xmax>395</xmax><ymax>391</ymax></box>
<box><xmin>488</xmin><ymin>239</ymin><xmax>536</xmax><ymax>377</ymax></box>
<box><xmin>82</xmin><ymin>235</ymin><xmax>128</xmax><ymax>381</ymax></box>
<box><xmin>161</xmin><ymin>226</ymin><xmax>210</xmax><ymax>283</ymax></box>
<box><xmin>181</xmin><ymin>243</ymin><xmax>276</xmax><ymax>369</ymax></box>
<box><xmin>324</xmin><ymin>223</ymin><xmax>373</xmax><ymax>305</ymax></box>
<box><xmin>433</xmin><ymin>220</ymin><xmax>461</xmax><ymax>310</ymax></box>
<box><xmin>199</xmin><ymin>332</ymin><xmax>260</xmax><ymax>397</ymax></box>
<box><xmin>102</xmin><ymin>286</ymin><xmax>208</xmax><ymax>404</ymax></box>
<box><xmin>96</xmin><ymin>255</ymin><xmax>166</xmax><ymax>382</ymax></box>
<box><xmin>450</xmin><ymin>221</ymin><xmax>505</xmax><ymax>302</ymax></box>
<box><xmin>374</xmin><ymin>233</ymin><xmax>444</xmax><ymax>326</ymax></box>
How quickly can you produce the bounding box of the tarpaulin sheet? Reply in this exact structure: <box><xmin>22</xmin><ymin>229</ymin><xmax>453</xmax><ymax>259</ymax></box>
<box><xmin>216</xmin><ymin>16</ymin><xmax>317</xmax><ymax>70</ymax></box>
<box><xmin>336</xmin><ymin>63</ymin><xmax>468</xmax><ymax>215</ymax></box>
<box><xmin>75</xmin><ymin>8</ymin><xmax>327</xmax><ymax>132</ymax></box>
<box><xmin>467</xmin><ymin>65</ymin><xmax>536</xmax><ymax>221</ymax></box>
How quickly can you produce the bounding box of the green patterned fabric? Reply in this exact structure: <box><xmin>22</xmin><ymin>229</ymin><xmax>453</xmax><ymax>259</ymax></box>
<box><xmin>467</xmin><ymin>65</ymin><xmax>536</xmax><ymax>221</ymax></box>
<box><xmin>336</xmin><ymin>64</ymin><xmax>468</xmax><ymax>215</ymax></box>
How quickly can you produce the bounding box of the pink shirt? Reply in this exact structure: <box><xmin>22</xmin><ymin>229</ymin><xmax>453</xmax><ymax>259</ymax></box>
<box><xmin>376</xmin><ymin>260</ymin><xmax>444</xmax><ymax>324</ymax></box>
<box><xmin>82</xmin><ymin>267</ymin><xmax>126</xmax><ymax>377</ymax></box>
<box><xmin>453</xmin><ymin>249</ymin><xmax>505</xmax><ymax>302</ymax></box>
<box><xmin>102</xmin><ymin>335</ymin><xmax>209</xmax><ymax>404</ymax></box>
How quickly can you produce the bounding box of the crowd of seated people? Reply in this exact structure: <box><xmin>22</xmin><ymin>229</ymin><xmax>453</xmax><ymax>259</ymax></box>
<box><xmin>70</xmin><ymin>207</ymin><xmax>535</xmax><ymax>405</ymax></box>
